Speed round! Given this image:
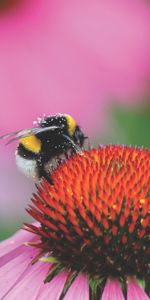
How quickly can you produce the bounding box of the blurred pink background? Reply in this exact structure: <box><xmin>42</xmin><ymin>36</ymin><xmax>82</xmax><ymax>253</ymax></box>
<box><xmin>0</xmin><ymin>0</ymin><xmax>150</xmax><ymax>237</ymax></box>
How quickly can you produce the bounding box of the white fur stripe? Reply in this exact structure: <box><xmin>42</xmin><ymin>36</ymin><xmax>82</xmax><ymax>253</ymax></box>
<box><xmin>16</xmin><ymin>154</ymin><xmax>38</xmax><ymax>179</ymax></box>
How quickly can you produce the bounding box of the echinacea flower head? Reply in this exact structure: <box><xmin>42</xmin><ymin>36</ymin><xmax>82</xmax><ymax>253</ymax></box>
<box><xmin>1</xmin><ymin>145</ymin><xmax>150</xmax><ymax>299</ymax></box>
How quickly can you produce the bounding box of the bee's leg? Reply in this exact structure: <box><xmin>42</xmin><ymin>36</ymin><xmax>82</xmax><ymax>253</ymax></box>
<box><xmin>37</xmin><ymin>158</ymin><xmax>53</xmax><ymax>185</ymax></box>
<box><xmin>41</xmin><ymin>169</ymin><xmax>54</xmax><ymax>185</ymax></box>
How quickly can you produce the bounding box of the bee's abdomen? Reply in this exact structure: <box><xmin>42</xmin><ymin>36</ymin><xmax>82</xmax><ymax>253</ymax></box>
<box><xmin>17</xmin><ymin>144</ymin><xmax>38</xmax><ymax>159</ymax></box>
<box><xmin>16</xmin><ymin>144</ymin><xmax>38</xmax><ymax>179</ymax></box>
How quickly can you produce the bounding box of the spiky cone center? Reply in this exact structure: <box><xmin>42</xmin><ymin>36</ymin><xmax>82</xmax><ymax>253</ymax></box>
<box><xmin>26</xmin><ymin>145</ymin><xmax>150</xmax><ymax>295</ymax></box>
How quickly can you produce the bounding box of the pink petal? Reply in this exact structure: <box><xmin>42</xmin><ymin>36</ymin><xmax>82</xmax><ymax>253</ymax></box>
<box><xmin>0</xmin><ymin>227</ymin><xmax>37</xmax><ymax>258</ymax></box>
<box><xmin>0</xmin><ymin>223</ymin><xmax>48</xmax><ymax>299</ymax></box>
<box><xmin>0</xmin><ymin>246</ymin><xmax>37</xmax><ymax>299</ymax></box>
<box><xmin>64</xmin><ymin>273</ymin><xmax>89</xmax><ymax>300</ymax></box>
<box><xmin>0</xmin><ymin>223</ymin><xmax>39</xmax><ymax>269</ymax></box>
<box><xmin>36</xmin><ymin>271</ymin><xmax>68</xmax><ymax>300</ymax></box>
<box><xmin>101</xmin><ymin>278</ymin><xmax>125</xmax><ymax>300</ymax></box>
<box><xmin>0</xmin><ymin>224</ymin><xmax>68</xmax><ymax>300</ymax></box>
<box><xmin>127</xmin><ymin>278</ymin><xmax>150</xmax><ymax>300</ymax></box>
<box><xmin>4</xmin><ymin>261</ymin><xmax>50</xmax><ymax>300</ymax></box>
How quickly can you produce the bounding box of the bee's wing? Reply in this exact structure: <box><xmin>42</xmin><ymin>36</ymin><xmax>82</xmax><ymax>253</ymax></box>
<box><xmin>0</xmin><ymin>129</ymin><xmax>26</xmax><ymax>140</ymax></box>
<box><xmin>0</xmin><ymin>126</ymin><xmax>60</xmax><ymax>145</ymax></box>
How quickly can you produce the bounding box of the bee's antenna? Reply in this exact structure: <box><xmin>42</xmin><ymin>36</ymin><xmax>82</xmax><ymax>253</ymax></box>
<box><xmin>62</xmin><ymin>134</ymin><xmax>83</xmax><ymax>154</ymax></box>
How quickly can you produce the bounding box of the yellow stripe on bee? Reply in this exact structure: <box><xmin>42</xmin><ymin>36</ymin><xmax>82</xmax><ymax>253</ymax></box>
<box><xmin>66</xmin><ymin>115</ymin><xmax>76</xmax><ymax>136</ymax></box>
<box><xmin>19</xmin><ymin>135</ymin><xmax>41</xmax><ymax>153</ymax></box>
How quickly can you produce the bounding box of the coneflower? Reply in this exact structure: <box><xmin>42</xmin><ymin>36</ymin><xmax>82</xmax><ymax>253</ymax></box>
<box><xmin>0</xmin><ymin>145</ymin><xmax>149</xmax><ymax>300</ymax></box>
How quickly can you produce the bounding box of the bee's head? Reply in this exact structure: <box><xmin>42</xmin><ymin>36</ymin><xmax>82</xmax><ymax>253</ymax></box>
<box><xmin>65</xmin><ymin>115</ymin><xmax>86</xmax><ymax>147</ymax></box>
<box><xmin>73</xmin><ymin>125</ymin><xmax>86</xmax><ymax>147</ymax></box>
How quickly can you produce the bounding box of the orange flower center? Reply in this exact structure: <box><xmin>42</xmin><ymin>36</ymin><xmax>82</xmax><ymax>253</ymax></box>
<box><xmin>26</xmin><ymin>145</ymin><xmax>150</xmax><ymax>280</ymax></box>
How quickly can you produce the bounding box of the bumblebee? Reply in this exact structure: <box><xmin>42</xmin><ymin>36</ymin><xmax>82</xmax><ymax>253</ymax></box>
<box><xmin>0</xmin><ymin>114</ymin><xmax>87</xmax><ymax>184</ymax></box>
